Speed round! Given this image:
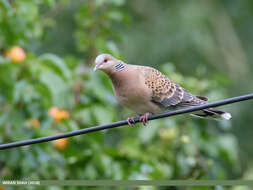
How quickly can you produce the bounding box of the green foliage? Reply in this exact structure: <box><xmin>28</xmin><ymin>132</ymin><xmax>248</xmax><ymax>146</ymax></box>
<box><xmin>0</xmin><ymin>0</ymin><xmax>55</xmax><ymax>47</ymax></box>
<box><xmin>74</xmin><ymin>0</ymin><xmax>128</xmax><ymax>61</ymax></box>
<box><xmin>1</xmin><ymin>0</ymin><xmax>252</xmax><ymax>189</ymax></box>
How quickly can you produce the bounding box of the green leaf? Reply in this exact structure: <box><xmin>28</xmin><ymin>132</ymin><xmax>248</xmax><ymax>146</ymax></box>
<box><xmin>92</xmin><ymin>105</ymin><xmax>114</xmax><ymax>125</ymax></box>
<box><xmin>13</xmin><ymin>80</ymin><xmax>39</xmax><ymax>104</ymax></box>
<box><xmin>0</xmin><ymin>0</ymin><xmax>11</xmax><ymax>10</ymax></box>
<box><xmin>106</xmin><ymin>10</ymin><xmax>124</xmax><ymax>22</ymax></box>
<box><xmin>39</xmin><ymin>54</ymin><xmax>71</xmax><ymax>80</ymax></box>
<box><xmin>110</xmin><ymin>0</ymin><xmax>125</xmax><ymax>6</ymax></box>
<box><xmin>73</xmin><ymin>108</ymin><xmax>93</xmax><ymax>126</ymax></box>
<box><xmin>39</xmin><ymin>71</ymin><xmax>72</xmax><ymax>108</ymax></box>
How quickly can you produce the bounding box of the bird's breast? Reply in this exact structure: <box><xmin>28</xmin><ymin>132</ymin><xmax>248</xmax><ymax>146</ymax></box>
<box><xmin>113</xmin><ymin>78</ymin><xmax>150</xmax><ymax>104</ymax></box>
<box><xmin>109</xmin><ymin>70</ymin><xmax>161</xmax><ymax>114</ymax></box>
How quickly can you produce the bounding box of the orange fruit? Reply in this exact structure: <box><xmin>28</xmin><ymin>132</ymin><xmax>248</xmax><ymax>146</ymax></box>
<box><xmin>58</xmin><ymin>110</ymin><xmax>70</xmax><ymax>119</ymax></box>
<box><xmin>49</xmin><ymin>107</ymin><xmax>70</xmax><ymax>123</ymax></box>
<box><xmin>54</xmin><ymin>138</ymin><xmax>68</xmax><ymax>150</ymax></box>
<box><xmin>28</xmin><ymin>118</ymin><xmax>41</xmax><ymax>129</ymax></box>
<box><xmin>49</xmin><ymin>106</ymin><xmax>59</xmax><ymax>118</ymax></box>
<box><xmin>4</xmin><ymin>46</ymin><xmax>26</xmax><ymax>63</ymax></box>
<box><xmin>0</xmin><ymin>186</ymin><xmax>5</xmax><ymax>190</ymax></box>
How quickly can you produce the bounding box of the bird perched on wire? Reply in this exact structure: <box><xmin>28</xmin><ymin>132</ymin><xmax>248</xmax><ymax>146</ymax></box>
<box><xmin>94</xmin><ymin>53</ymin><xmax>232</xmax><ymax>126</ymax></box>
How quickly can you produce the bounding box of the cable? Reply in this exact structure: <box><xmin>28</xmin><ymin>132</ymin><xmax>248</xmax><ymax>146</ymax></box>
<box><xmin>0</xmin><ymin>93</ymin><xmax>253</xmax><ymax>150</ymax></box>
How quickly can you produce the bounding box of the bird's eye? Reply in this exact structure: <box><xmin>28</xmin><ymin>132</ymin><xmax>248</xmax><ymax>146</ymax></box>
<box><xmin>104</xmin><ymin>59</ymin><xmax>108</xmax><ymax>63</ymax></box>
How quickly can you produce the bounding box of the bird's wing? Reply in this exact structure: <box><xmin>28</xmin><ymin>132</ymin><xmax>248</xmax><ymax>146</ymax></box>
<box><xmin>141</xmin><ymin>66</ymin><xmax>207</xmax><ymax>108</ymax></box>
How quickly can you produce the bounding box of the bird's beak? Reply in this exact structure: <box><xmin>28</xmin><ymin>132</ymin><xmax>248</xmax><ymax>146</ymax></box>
<box><xmin>93</xmin><ymin>64</ymin><xmax>101</xmax><ymax>72</ymax></box>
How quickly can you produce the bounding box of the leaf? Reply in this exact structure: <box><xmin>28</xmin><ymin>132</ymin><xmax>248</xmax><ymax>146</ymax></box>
<box><xmin>85</xmin><ymin>71</ymin><xmax>112</xmax><ymax>102</ymax></box>
<box><xmin>0</xmin><ymin>56</ymin><xmax>5</xmax><ymax>64</ymax></box>
<box><xmin>217</xmin><ymin>134</ymin><xmax>239</xmax><ymax>165</ymax></box>
<box><xmin>110</xmin><ymin>0</ymin><xmax>125</xmax><ymax>6</ymax></box>
<box><xmin>0</xmin><ymin>0</ymin><xmax>11</xmax><ymax>10</ymax></box>
<box><xmin>13</xmin><ymin>80</ymin><xmax>39</xmax><ymax>104</ymax></box>
<box><xmin>138</xmin><ymin>120</ymin><xmax>159</xmax><ymax>143</ymax></box>
<box><xmin>106</xmin><ymin>10</ymin><xmax>124</xmax><ymax>22</ymax></box>
<box><xmin>92</xmin><ymin>105</ymin><xmax>114</xmax><ymax>125</ymax></box>
<box><xmin>39</xmin><ymin>54</ymin><xmax>71</xmax><ymax>80</ymax></box>
<box><xmin>73</xmin><ymin>109</ymin><xmax>93</xmax><ymax>126</ymax></box>
<box><xmin>39</xmin><ymin>71</ymin><xmax>73</xmax><ymax>108</ymax></box>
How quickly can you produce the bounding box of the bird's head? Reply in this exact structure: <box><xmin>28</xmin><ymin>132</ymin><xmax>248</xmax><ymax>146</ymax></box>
<box><xmin>94</xmin><ymin>54</ymin><xmax>119</xmax><ymax>73</ymax></box>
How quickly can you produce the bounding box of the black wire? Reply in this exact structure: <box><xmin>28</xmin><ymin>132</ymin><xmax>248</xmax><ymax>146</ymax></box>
<box><xmin>1</xmin><ymin>93</ymin><xmax>253</xmax><ymax>150</ymax></box>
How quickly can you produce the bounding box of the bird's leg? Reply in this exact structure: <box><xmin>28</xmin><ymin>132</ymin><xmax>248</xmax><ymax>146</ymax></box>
<box><xmin>139</xmin><ymin>113</ymin><xmax>152</xmax><ymax>126</ymax></box>
<box><xmin>127</xmin><ymin>117</ymin><xmax>136</xmax><ymax>126</ymax></box>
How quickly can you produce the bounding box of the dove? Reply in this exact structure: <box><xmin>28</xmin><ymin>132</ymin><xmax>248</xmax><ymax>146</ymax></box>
<box><xmin>94</xmin><ymin>53</ymin><xmax>232</xmax><ymax>126</ymax></box>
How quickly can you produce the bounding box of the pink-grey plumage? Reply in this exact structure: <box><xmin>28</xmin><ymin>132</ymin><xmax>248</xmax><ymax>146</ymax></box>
<box><xmin>94</xmin><ymin>54</ymin><xmax>232</xmax><ymax>125</ymax></box>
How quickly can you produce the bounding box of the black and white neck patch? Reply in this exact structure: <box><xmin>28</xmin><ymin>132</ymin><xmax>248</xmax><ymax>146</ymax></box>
<box><xmin>114</xmin><ymin>62</ymin><xmax>125</xmax><ymax>72</ymax></box>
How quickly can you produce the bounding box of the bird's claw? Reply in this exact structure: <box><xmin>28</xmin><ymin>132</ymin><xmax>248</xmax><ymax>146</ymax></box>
<box><xmin>127</xmin><ymin>117</ymin><xmax>136</xmax><ymax>126</ymax></box>
<box><xmin>139</xmin><ymin>113</ymin><xmax>151</xmax><ymax>126</ymax></box>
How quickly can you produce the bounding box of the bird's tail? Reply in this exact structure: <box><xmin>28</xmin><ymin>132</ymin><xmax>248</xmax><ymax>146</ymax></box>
<box><xmin>191</xmin><ymin>108</ymin><xmax>232</xmax><ymax>120</ymax></box>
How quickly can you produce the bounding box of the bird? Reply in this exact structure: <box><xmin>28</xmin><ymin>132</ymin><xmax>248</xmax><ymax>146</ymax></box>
<box><xmin>94</xmin><ymin>53</ymin><xmax>232</xmax><ymax>126</ymax></box>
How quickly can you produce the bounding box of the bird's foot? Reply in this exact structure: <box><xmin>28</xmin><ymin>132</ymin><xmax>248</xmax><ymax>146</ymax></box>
<box><xmin>127</xmin><ymin>117</ymin><xmax>136</xmax><ymax>127</ymax></box>
<box><xmin>139</xmin><ymin>113</ymin><xmax>152</xmax><ymax>126</ymax></box>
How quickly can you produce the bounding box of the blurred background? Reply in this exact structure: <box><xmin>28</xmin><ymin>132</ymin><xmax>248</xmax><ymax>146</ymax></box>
<box><xmin>0</xmin><ymin>0</ymin><xmax>253</xmax><ymax>189</ymax></box>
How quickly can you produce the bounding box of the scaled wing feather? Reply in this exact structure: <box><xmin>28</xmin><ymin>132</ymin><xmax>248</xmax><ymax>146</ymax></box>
<box><xmin>142</xmin><ymin>67</ymin><xmax>207</xmax><ymax>108</ymax></box>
